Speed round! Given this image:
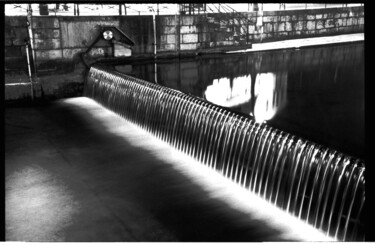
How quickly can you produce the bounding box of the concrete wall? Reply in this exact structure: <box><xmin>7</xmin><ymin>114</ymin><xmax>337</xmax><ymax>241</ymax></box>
<box><xmin>5</xmin><ymin>16</ymin><xmax>29</xmax><ymax>73</ymax></box>
<box><xmin>254</xmin><ymin>7</ymin><xmax>364</xmax><ymax>42</ymax></box>
<box><xmin>4</xmin><ymin>6</ymin><xmax>364</xmax><ymax>101</ymax></box>
<box><xmin>5</xmin><ymin>6</ymin><xmax>364</xmax><ymax>71</ymax></box>
<box><xmin>156</xmin><ymin>6</ymin><xmax>363</xmax><ymax>54</ymax></box>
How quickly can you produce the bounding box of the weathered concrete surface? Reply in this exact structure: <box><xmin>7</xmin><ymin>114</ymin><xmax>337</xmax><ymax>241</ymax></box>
<box><xmin>5</xmin><ymin>33</ymin><xmax>364</xmax><ymax>102</ymax></box>
<box><xmin>5</xmin><ymin>98</ymin><xmax>315</xmax><ymax>242</ymax></box>
<box><xmin>4</xmin><ymin>6</ymin><xmax>364</xmax><ymax>68</ymax></box>
<box><xmin>5</xmin><ymin>68</ymin><xmax>85</xmax><ymax>102</ymax></box>
<box><xmin>228</xmin><ymin>32</ymin><xmax>364</xmax><ymax>53</ymax></box>
<box><xmin>60</xmin><ymin>20</ymin><xmax>119</xmax><ymax>48</ymax></box>
<box><xmin>4</xmin><ymin>6</ymin><xmax>364</xmax><ymax>95</ymax></box>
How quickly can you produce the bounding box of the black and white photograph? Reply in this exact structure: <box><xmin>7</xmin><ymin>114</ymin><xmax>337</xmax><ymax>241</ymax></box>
<box><xmin>4</xmin><ymin>2</ymin><xmax>365</xmax><ymax>242</ymax></box>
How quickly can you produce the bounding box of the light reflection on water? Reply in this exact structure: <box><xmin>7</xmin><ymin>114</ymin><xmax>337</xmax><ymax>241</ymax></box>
<box><xmin>204</xmin><ymin>76</ymin><xmax>251</xmax><ymax>108</ymax></box>
<box><xmin>113</xmin><ymin>43</ymin><xmax>364</xmax><ymax>159</ymax></box>
<box><xmin>253</xmin><ymin>72</ymin><xmax>287</xmax><ymax>123</ymax></box>
<box><xmin>203</xmin><ymin>72</ymin><xmax>287</xmax><ymax>124</ymax></box>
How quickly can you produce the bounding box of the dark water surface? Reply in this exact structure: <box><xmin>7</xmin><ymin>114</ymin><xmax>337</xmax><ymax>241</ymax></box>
<box><xmin>113</xmin><ymin>43</ymin><xmax>364</xmax><ymax>159</ymax></box>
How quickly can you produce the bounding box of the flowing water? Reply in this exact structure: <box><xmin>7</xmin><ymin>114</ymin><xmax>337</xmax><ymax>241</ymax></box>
<box><xmin>114</xmin><ymin>43</ymin><xmax>364</xmax><ymax>159</ymax></box>
<box><xmin>84</xmin><ymin>62</ymin><xmax>365</xmax><ymax>241</ymax></box>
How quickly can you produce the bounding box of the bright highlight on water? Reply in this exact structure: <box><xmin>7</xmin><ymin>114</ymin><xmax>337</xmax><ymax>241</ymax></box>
<box><xmin>85</xmin><ymin>64</ymin><xmax>365</xmax><ymax>241</ymax></box>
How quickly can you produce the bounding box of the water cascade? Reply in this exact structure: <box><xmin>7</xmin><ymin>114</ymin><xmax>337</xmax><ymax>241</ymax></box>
<box><xmin>85</xmin><ymin>64</ymin><xmax>365</xmax><ymax>241</ymax></box>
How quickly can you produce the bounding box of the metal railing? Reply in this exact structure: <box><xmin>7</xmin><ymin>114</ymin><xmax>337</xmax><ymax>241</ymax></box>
<box><xmin>5</xmin><ymin>3</ymin><xmax>363</xmax><ymax>16</ymax></box>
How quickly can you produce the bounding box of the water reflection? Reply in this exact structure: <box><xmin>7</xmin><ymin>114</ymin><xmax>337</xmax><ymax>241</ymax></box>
<box><xmin>85</xmin><ymin>65</ymin><xmax>365</xmax><ymax>241</ymax></box>
<box><xmin>204</xmin><ymin>76</ymin><xmax>251</xmax><ymax>108</ymax></box>
<box><xmin>203</xmin><ymin>72</ymin><xmax>288</xmax><ymax>124</ymax></box>
<box><xmin>113</xmin><ymin>43</ymin><xmax>364</xmax><ymax>158</ymax></box>
<box><xmin>253</xmin><ymin>72</ymin><xmax>287</xmax><ymax>123</ymax></box>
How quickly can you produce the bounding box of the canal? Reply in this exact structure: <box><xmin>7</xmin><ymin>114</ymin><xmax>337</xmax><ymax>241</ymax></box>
<box><xmin>112</xmin><ymin>43</ymin><xmax>364</xmax><ymax>159</ymax></box>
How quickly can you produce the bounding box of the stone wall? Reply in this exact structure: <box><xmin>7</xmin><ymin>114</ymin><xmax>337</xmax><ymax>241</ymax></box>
<box><xmin>5</xmin><ymin>16</ymin><xmax>29</xmax><ymax>73</ymax></box>
<box><xmin>157</xmin><ymin>13</ymin><xmax>252</xmax><ymax>55</ymax></box>
<box><xmin>255</xmin><ymin>7</ymin><xmax>364</xmax><ymax>42</ymax></box>
<box><xmin>4</xmin><ymin>6</ymin><xmax>364</xmax><ymax>101</ymax></box>
<box><xmin>5</xmin><ymin>6</ymin><xmax>364</xmax><ymax>73</ymax></box>
<box><xmin>156</xmin><ymin>6</ymin><xmax>364</xmax><ymax>53</ymax></box>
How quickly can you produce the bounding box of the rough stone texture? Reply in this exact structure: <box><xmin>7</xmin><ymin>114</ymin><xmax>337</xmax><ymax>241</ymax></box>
<box><xmin>35</xmin><ymin>50</ymin><xmax>62</xmax><ymax>60</ymax></box>
<box><xmin>318</xmin><ymin>29</ymin><xmax>327</xmax><ymax>34</ymax></box>
<box><xmin>325</xmin><ymin>19</ymin><xmax>335</xmax><ymax>28</ymax></box>
<box><xmin>240</xmin><ymin>27</ymin><xmax>248</xmax><ymax>35</ymax></box>
<box><xmin>160</xmin><ymin>35</ymin><xmax>168</xmax><ymax>43</ymax></box>
<box><xmin>295</xmin><ymin>21</ymin><xmax>304</xmax><ymax>31</ymax></box>
<box><xmin>279</xmin><ymin>31</ymin><xmax>288</xmax><ymax>37</ymax></box>
<box><xmin>182</xmin><ymin>16</ymin><xmax>195</xmax><ymax>26</ymax></box>
<box><xmin>253</xmin><ymin>34</ymin><xmax>263</xmax><ymax>41</ymax></box>
<box><xmin>4</xmin><ymin>6</ymin><xmax>365</xmax><ymax>96</ymax></box>
<box><xmin>307</xmin><ymin>15</ymin><xmax>315</xmax><ymax>20</ymax></box>
<box><xmin>166</xmin><ymin>35</ymin><xmax>176</xmax><ymax>44</ymax></box>
<box><xmin>13</xmin><ymin>39</ymin><xmax>28</xmax><ymax>46</ymax></box>
<box><xmin>278</xmin><ymin>23</ymin><xmax>285</xmax><ymax>32</ymax></box>
<box><xmin>34</xmin><ymin>39</ymin><xmax>61</xmax><ymax>50</ymax></box>
<box><xmin>5</xmin><ymin>17</ymin><xmax>29</xmax><ymax>53</ymax></box>
<box><xmin>34</xmin><ymin>29</ymin><xmax>60</xmax><ymax>39</ymax></box>
<box><xmin>120</xmin><ymin>16</ymin><xmax>154</xmax><ymax>55</ymax></box>
<box><xmin>32</xmin><ymin>17</ymin><xmax>59</xmax><ymax>29</ymax></box>
<box><xmin>163</xmin><ymin>26</ymin><xmax>176</xmax><ymax>35</ymax></box>
<box><xmin>306</xmin><ymin>21</ymin><xmax>316</xmax><ymax>30</ymax></box>
<box><xmin>180</xmin><ymin>25</ymin><xmax>197</xmax><ymax>34</ymax></box>
<box><xmin>336</xmin><ymin>19</ymin><xmax>343</xmax><ymax>27</ymax></box>
<box><xmin>285</xmin><ymin>22</ymin><xmax>293</xmax><ymax>32</ymax></box>
<box><xmin>217</xmin><ymin>40</ymin><xmax>233</xmax><ymax>46</ymax></box>
<box><xmin>62</xmin><ymin>48</ymin><xmax>85</xmax><ymax>59</ymax></box>
<box><xmin>316</xmin><ymin>20</ymin><xmax>325</xmax><ymax>29</ymax></box>
<box><xmin>198</xmin><ymin>33</ymin><xmax>210</xmax><ymax>42</ymax></box>
<box><xmin>308</xmin><ymin>30</ymin><xmax>316</xmax><ymax>35</ymax></box>
<box><xmin>182</xmin><ymin>34</ymin><xmax>198</xmax><ymax>44</ymax></box>
<box><xmin>114</xmin><ymin>44</ymin><xmax>132</xmax><ymax>57</ymax></box>
<box><xmin>5</xmin><ymin>17</ymin><xmax>30</xmax><ymax>73</ymax></box>
<box><xmin>263</xmin><ymin>16</ymin><xmax>276</xmax><ymax>23</ymax></box>
<box><xmin>5</xmin><ymin>39</ymin><xmax>13</xmax><ymax>46</ymax></box>
<box><xmin>347</xmin><ymin>18</ymin><xmax>353</xmax><ymax>26</ymax></box>
<box><xmin>358</xmin><ymin>17</ymin><xmax>364</xmax><ymax>25</ymax></box>
<box><xmin>5</xmin><ymin>83</ymin><xmax>33</xmax><ymax>101</ymax></box>
<box><xmin>180</xmin><ymin>43</ymin><xmax>197</xmax><ymax>50</ymax></box>
<box><xmin>6</xmin><ymin>27</ymin><xmax>29</xmax><ymax>41</ymax></box>
<box><xmin>264</xmin><ymin>23</ymin><xmax>273</xmax><ymax>33</ymax></box>
<box><xmin>88</xmin><ymin>47</ymin><xmax>110</xmax><ymax>57</ymax></box>
<box><xmin>162</xmin><ymin>44</ymin><xmax>176</xmax><ymax>51</ymax></box>
<box><xmin>60</xmin><ymin>20</ymin><xmax>120</xmax><ymax>48</ymax></box>
<box><xmin>6</xmin><ymin>16</ymin><xmax>28</xmax><ymax>27</ymax></box>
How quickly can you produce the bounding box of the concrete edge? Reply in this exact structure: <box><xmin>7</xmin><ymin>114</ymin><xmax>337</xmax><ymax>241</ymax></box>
<box><xmin>226</xmin><ymin>33</ymin><xmax>364</xmax><ymax>54</ymax></box>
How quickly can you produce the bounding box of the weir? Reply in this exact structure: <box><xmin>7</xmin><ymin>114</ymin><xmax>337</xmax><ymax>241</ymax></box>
<box><xmin>84</xmin><ymin>64</ymin><xmax>365</xmax><ymax>241</ymax></box>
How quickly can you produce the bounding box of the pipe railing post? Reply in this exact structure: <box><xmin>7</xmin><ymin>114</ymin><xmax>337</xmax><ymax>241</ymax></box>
<box><xmin>153</xmin><ymin>13</ymin><xmax>157</xmax><ymax>58</ymax></box>
<box><xmin>25</xmin><ymin>42</ymin><xmax>34</xmax><ymax>100</ymax></box>
<box><xmin>26</xmin><ymin>4</ymin><xmax>37</xmax><ymax>82</ymax></box>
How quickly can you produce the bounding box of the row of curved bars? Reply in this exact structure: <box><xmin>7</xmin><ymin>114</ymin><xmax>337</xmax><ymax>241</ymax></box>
<box><xmin>85</xmin><ymin>65</ymin><xmax>365</xmax><ymax>241</ymax></box>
